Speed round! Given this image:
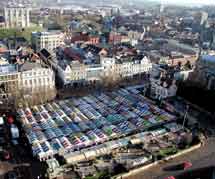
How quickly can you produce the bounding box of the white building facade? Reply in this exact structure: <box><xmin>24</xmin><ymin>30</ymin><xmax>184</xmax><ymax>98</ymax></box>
<box><xmin>4</xmin><ymin>6</ymin><xmax>30</xmax><ymax>28</ymax></box>
<box><xmin>19</xmin><ymin>67</ymin><xmax>55</xmax><ymax>92</ymax></box>
<box><xmin>56</xmin><ymin>56</ymin><xmax>152</xmax><ymax>86</ymax></box>
<box><xmin>32</xmin><ymin>31</ymin><xmax>64</xmax><ymax>53</ymax></box>
<box><xmin>0</xmin><ymin>62</ymin><xmax>56</xmax><ymax>107</ymax></box>
<box><xmin>103</xmin><ymin>56</ymin><xmax>152</xmax><ymax>79</ymax></box>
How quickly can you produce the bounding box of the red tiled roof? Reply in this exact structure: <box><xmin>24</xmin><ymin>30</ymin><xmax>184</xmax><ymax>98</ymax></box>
<box><xmin>64</xmin><ymin>48</ymin><xmax>82</xmax><ymax>62</ymax></box>
<box><xmin>71</xmin><ymin>34</ymin><xmax>89</xmax><ymax>43</ymax></box>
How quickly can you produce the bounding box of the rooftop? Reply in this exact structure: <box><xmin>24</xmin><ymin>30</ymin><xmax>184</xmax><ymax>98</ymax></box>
<box><xmin>201</xmin><ymin>55</ymin><xmax>215</xmax><ymax>63</ymax></box>
<box><xmin>32</xmin><ymin>31</ymin><xmax>63</xmax><ymax>36</ymax></box>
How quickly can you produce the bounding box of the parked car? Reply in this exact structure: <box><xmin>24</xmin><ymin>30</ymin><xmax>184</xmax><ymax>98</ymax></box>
<box><xmin>164</xmin><ymin>176</ymin><xmax>175</xmax><ymax>179</ymax></box>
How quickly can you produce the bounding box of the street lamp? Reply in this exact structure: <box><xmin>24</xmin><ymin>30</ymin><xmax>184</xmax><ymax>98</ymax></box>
<box><xmin>182</xmin><ymin>105</ymin><xmax>189</xmax><ymax>129</ymax></box>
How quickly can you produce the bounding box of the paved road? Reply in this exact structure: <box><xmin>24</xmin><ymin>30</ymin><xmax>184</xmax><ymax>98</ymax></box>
<box><xmin>124</xmin><ymin>138</ymin><xmax>215</xmax><ymax>179</ymax></box>
<box><xmin>122</xmin><ymin>97</ymin><xmax>215</xmax><ymax>179</ymax></box>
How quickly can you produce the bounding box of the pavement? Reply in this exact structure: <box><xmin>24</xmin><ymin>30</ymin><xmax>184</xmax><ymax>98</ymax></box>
<box><xmin>123</xmin><ymin>138</ymin><xmax>215</xmax><ymax>179</ymax></box>
<box><xmin>123</xmin><ymin>110</ymin><xmax>215</xmax><ymax>179</ymax></box>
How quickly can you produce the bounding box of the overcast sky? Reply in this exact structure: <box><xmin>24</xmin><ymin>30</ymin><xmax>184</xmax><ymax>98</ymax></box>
<box><xmin>151</xmin><ymin>0</ymin><xmax>215</xmax><ymax>5</ymax></box>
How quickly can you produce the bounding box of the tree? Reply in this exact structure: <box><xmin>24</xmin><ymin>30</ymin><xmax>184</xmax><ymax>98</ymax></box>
<box><xmin>0</xmin><ymin>26</ymin><xmax>43</xmax><ymax>42</ymax></box>
<box><xmin>11</xmin><ymin>86</ymin><xmax>56</xmax><ymax>109</ymax></box>
<box><xmin>177</xmin><ymin>133</ymin><xmax>193</xmax><ymax>149</ymax></box>
<box><xmin>100</xmin><ymin>67</ymin><xmax>122</xmax><ymax>89</ymax></box>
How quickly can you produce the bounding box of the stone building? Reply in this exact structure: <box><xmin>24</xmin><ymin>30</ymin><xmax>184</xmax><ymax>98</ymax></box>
<box><xmin>4</xmin><ymin>6</ymin><xmax>30</xmax><ymax>28</ymax></box>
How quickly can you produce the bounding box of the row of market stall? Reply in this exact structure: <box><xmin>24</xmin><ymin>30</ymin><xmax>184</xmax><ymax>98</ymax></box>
<box><xmin>64</xmin><ymin>122</ymin><xmax>185</xmax><ymax>164</ymax></box>
<box><xmin>17</xmin><ymin>87</ymin><xmax>176</xmax><ymax>161</ymax></box>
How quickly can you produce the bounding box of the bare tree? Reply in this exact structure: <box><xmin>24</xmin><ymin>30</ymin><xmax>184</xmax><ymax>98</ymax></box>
<box><xmin>101</xmin><ymin>68</ymin><xmax>122</xmax><ymax>89</ymax></box>
<box><xmin>11</xmin><ymin>86</ymin><xmax>56</xmax><ymax>109</ymax></box>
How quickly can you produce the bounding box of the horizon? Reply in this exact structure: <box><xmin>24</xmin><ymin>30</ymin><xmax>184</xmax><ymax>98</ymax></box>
<box><xmin>148</xmin><ymin>0</ymin><xmax>215</xmax><ymax>5</ymax></box>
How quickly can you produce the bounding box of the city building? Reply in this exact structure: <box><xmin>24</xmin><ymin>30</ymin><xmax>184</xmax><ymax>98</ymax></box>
<box><xmin>190</xmin><ymin>55</ymin><xmax>215</xmax><ymax>90</ymax></box>
<box><xmin>146</xmin><ymin>40</ymin><xmax>198</xmax><ymax>66</ymax></box>
<box><xmin>70</xmin><ymin>33</ymin><xmax>100</xmax><ymax>45</ymax></box>
<box><xmin>4</xmin><ymin>6</ymin><xmax>30</xmax><ymax>28</ymax></box>
<box><xmin>0</xmin><ymin>64</ymin><xmax>19</xmax><ymax>101</ymax></box>
<box><xmin>18</xmin><ymin>61</ymin><xmax>55</xmax><ymax>93</ymax></box>
<box><xmin>0</xmin><ymin>55</ymin><xmax>56</xmax><ymax>107</ymax></box>
<box><xmin>150</xmin><ymin>76</ymin><xmax>178</xmax><ymax>100</ymax></box>
<box><xmin>43</xmin><ymin>45</ymin><xmax>152</xmax><ymax>87</ymax></box>
<box><xmin>102</xmin><ymin>56</ymin><xmax>152</xmax><ymax>79</ymax></box>
<box><xmin>31</xmin><ymin>31</ymin><xmax>64</xmax><ymax>53</ymax></box>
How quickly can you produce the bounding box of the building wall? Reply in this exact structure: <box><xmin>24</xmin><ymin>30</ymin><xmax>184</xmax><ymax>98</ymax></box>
<box><xmin>19</xmin><ymin>68</ymin><xmax>55</xmax><ymax>92</ymax></box>
<box><xmin>168</xmin><ymin>55</ymin><xmax>197</xmax><ymax>66</ymax></box>
<box><xmin>86</xmin><ymin>65</ymin><xmax>104</xmax><ymax>82</ymax></box>
<box><xmin>4</xmin><ymin>7</ymin><xmax>30</xmax><ymax>28</ymax></box>
<box><xmin>32</xmin><ymin>32</ymin><xmax>64</xmax><ymax>53</ymax></box>
<box><xmin>0</xmin><ymin>72</ymin><xmax>19</xmax><ymax>94</ymax></box>
<box><xmin>58</xmin><ymin>56</ymin><xmax>152</xmax><ymax>86</ymax></box>
<box><xmin>87</xmin><ymin>37</ymin><xmax>100</xmax><ymax>45</ymax></box>
<box><xmin>70</xmin><ymin>64</ymin><xmax>86</xmax><ymax>82</ymax></box>
<box><xmin>190</xmin><ymin>57</ymin><xmax>215</xmax><ymax>90</ymax></box>
<box><xmin>0</xmin><ymin>64</ymin><xmax>56</xmax><ymax>107</ymax></box>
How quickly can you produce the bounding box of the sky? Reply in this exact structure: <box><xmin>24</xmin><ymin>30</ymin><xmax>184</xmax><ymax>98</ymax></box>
<box><xmin>152</xmin><ymin>0</ymin><xmax>215</xmax><ymax>5</ymax></box>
